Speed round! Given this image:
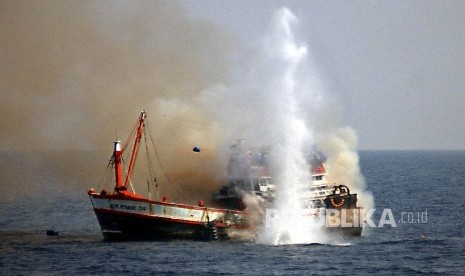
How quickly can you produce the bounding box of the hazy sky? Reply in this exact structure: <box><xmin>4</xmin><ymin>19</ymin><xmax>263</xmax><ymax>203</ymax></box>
<box><xmin>182</xmin><ymin>0</ymin><xmax>465</xmax><ymax>150</ymax></box>
<box><xmin>1</xmin><ymin>1</ymin><xmax>464</xmax><ymax>151</ymax></box>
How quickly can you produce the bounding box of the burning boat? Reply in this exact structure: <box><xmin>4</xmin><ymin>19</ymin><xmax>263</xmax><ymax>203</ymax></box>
<box><xmin>213</xmin><ymin>141</ymin><xmax>365</xmax><ymax>236</ymax></box>
<box><xmin>88</xmin><ymin>111</ymin><xmax>364</xmax><ymax>241</ymax></box>
<box><xmin>88</xmin><ymin>111</ymin><xmax>250</xmax><ymax>241</ymax></box>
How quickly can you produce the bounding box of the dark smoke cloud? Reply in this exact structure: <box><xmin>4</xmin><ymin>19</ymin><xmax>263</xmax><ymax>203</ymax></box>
<box><xmin>0</xmin><ymin>1</ymin><xmax>238</xmax><ymax>201</ymax></box>
<box><xmin>0</xmin><ymin>2</ymin><xmax>372</xmax><ymax>210</ymax></box>
<box><xmin>0</xmin><ymin>0</ymin><xmax>235</xmax><ymax>151</ymax></box>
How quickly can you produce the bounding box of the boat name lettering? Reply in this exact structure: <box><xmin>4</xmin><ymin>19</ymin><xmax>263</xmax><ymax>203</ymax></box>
<box><xmin>110</xmin><ymin>203</ymin><xmax>146</xmax><ymax>211</ymax></box>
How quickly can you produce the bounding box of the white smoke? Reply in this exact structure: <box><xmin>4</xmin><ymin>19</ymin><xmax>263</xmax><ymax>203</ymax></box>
<box><xmin>249</xmin><ymin>8</ymin><xmax>329</xmax><ymax>245</ymax></box>
<box><xmin>319</xmin><ymin>127</ymin><xmax>375</xmax><ymax>212</ymax></box>
<box><xmin>217</xmin><ymin>7</ymin><xmax>374</xmax><ymax>244</ymax></box>
<box><xmin>146</xmin><ymin>6</ymin><xmax>375</xmax><ymax>242</ymax></box>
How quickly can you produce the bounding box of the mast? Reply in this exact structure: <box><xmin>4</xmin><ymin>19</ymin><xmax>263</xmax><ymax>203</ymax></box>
<box><xmin>123</xmin><ymin>110</ymin><xmax>146</xmax><ymax>190</ymax></box>
<box><xmin>113</xmin><ymin>140</ymin><xmax>124</xmax><ymax>191</ymax></box>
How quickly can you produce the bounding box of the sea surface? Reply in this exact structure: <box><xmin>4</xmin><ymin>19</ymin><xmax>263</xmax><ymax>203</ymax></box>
<box><xmin>1</xmin><ymin>151</ymin><xmax>464</xmax><ymax>275</ymax></box>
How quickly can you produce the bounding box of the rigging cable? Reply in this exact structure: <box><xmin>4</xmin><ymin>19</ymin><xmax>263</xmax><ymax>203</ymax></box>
<box><xmin>97</xmin><ymin>156</ymin><xmax>113</xmax><ymax>192</ymax></box>
<box><xmin>161</xmin><ymin>114</ymin><xmax>216</xmax><ymax>127</ymax></box>
<box><xmin>120</xmin><ymin>155</ymin><xmax>135</xmax><ymax>194</ymax></box>
<box><xmin>143</xmin><ymin>125</ymin><xmax>157</xmax><ymax>200</ymax></box>
<box><xmin>145</xmin><ymin>118</ymin><xmax>190</xmax><ymax>202</ymax></box>
<box><xmin>121</xmin><ymin>120</ymin><xmax>139</xmax><ymax>153</ymax></box>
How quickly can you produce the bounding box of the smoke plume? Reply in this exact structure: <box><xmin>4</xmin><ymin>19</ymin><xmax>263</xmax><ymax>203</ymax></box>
<box><xmin>0</xmin><ymin>1</ymin><xmax>235</xmax><ymax>201</ymax></box>
<box><xmin>1</xmin><ymin>2</ymin><xmax>374</xmax><ymax>217</ymax></box>
<box><xmin>0</xmin><ymin>1</ymin><xmax>234</xmax><ymax>151</ymax></box>
<box><xmin>318</xmin><ymin>127</ymin><xmax>375</xmax><ymax>211</ymax></box>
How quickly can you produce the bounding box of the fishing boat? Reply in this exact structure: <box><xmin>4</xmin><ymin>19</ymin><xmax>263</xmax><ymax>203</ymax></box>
<box><xmin>213</xmin><ymin>141</ymin><xmax>365</xmax><ymax>236</ymax></box>
<box><xmin>88</xmin><ymin>111</ymin><xmax>250</xmax><ymax>241</ymax></box>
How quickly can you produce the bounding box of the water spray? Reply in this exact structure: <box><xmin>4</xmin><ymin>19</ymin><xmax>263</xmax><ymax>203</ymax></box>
<box><xmin>257</xmin><ymin>8</ymin><xmax>331</xmax><ymax>245</ymax></box>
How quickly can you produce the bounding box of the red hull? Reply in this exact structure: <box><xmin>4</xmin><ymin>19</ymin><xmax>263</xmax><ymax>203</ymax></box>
<box><xmin>89</xmin><ymin>193</ymin><xmax>251</xmax><ymax>241</ymax></box>
<box><xmin>94</xmin><ymin>209</ymin><xmax>222</xmax><ymax>241</ymax></box>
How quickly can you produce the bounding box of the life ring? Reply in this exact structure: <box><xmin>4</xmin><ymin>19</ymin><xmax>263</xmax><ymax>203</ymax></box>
<box><xmin>329</xmin><ymin>195</ymin><xmax>345</xmax><ymax>208</ymax></box>
<box><xmin>332</xmin><ymin>185</ymin><xmax>350</xmax><ymax>196</ymax></box>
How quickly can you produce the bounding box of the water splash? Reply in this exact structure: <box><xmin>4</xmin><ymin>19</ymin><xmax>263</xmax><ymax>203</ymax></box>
<box><xmin>258</xmin><ymin>8</ymin><xmax>330</xmax><ymax>245</ymax></box>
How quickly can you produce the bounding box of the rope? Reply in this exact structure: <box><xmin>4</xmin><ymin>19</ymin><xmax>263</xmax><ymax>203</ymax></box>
<box><xmin>121</xmin><ymin>119</ymin><xmax>139</xmax><ymax>152</ymax></box>
<box><xmin>120</xmin><ymin>155</ymin><xmax>136</xmax><ymax>194</ymax></box>
<box><xmin>146</xmin><ymin>118</ymin><xmax>190</xmax><ymax>202</ymax></box>
<box><xmin>143</xmin><ymin>126</ymin><xmax>157</xmax><ymax>200</ymax></box>
<box><xmin>97</xmin><ymin>156</ymin><xmax>113</xmax><ymax>191</ymax></box>
<box><xmin>161</xmin><ymin>114</ymin><xmax>217</xmax><ymax>127</ymax></box>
